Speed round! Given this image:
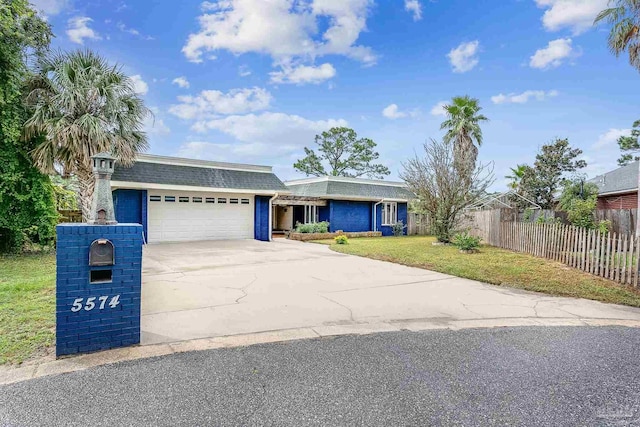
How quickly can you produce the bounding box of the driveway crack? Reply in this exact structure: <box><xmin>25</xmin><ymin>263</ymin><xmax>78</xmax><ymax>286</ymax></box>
<box><xmin>318</xmin><ymin>294</ymin><xmax>355</xmax><ymax>322</ymax></box>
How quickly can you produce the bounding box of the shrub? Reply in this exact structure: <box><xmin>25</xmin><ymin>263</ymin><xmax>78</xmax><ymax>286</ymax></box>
<box><xmin>391</xmin><ymin>221</ymin><xmax>405</xmax><ymax>237</ymax></box>
<box><xmin>334</xmin><ymin>235</ymin><xmax>348</xmax><ymax>244</ymax></box>
<box><xmin>295</xmin><ymin>221</ymin><xmax>330</xmax><ymax>233</ymax></box>
<box><xmin>452</xmin><ymin>232</ymin><xmax>481</xmax><ymax>251</ymax></box>
<box><xmin>597</xmin><ymin>220</ymin><xmax>611</xmax><ymax>234</ymax></box>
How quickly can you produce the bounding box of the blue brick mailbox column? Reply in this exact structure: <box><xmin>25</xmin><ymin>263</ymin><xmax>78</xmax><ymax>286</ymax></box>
<box><xmin>56</xmin><ymin>223</ymin><xmax>143</xmax><ymax>357</ymax></box>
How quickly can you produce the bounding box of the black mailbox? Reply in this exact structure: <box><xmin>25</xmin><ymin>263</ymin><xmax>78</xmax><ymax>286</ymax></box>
<box><xmin>89</xmin><ymin>239</ymin><xmax>115</xmax><ymax>266</ymax></box>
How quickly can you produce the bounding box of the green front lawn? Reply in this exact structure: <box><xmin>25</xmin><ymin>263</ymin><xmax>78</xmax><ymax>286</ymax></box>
<box><xmin>0</xmin><ymin>253</ymin><xmax>56</xmax><ymax>365</ymax></box>
<box><xmin>320</xmin><ymin>236</ymin><xmax>640</xmax><ymax>308</ymax></box>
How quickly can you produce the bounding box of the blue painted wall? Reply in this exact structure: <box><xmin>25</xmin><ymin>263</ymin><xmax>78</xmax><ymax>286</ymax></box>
<box><xmin>254</xmin><ymin>195</ymin><xmax>271</xmax><ymax>241</ymax></box>
<box><xmin>318</xmin><ymin>205</ymin><xmax>330</xmax><ymax>223</ymax></box>
<box><xmin>112</xmin><ymin>189</ymin><xmax>147</xmax><ymax>242</ymax></box>
<box><xmin>56</xmin><ymin>223</ymin><xmax>142</xmax><ymax>357</ymax></box>
<box><xmin>375</xmin><ymin>202</ymin><xmax>408</xmax><ymax>236</ymax></box>
<box><xmin>329</xmin><ymin>200</ymin><xmax>372</xmax><ymax>232</ymax></box>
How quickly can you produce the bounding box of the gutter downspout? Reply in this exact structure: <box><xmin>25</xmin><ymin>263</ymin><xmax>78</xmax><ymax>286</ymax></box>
<box><xmin>268</xmin><ymin>193</ymin><xmax>278</xmax><ymax>242</ymax></box>
<box><xmin>373</xmin><ymin>199</ymin><xmax>384</xmax><ymax>232</ymax></box>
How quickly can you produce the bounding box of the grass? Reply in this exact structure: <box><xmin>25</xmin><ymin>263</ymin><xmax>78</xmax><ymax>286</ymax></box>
<box><xmin>316</xmin><ymin>235</ymin><xmax>640</xmax><ymax>308</ymax></box>
<box><xmin>0</xmin><ymin>253</ymin><xmax>56</xmax><ymax>365</ymax></box>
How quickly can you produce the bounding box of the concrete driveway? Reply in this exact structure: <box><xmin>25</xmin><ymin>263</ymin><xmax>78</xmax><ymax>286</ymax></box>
<box><xmin>141</xmin><ymin>239</ymin><xmax>640</xmax><ymax>344</ymax></box>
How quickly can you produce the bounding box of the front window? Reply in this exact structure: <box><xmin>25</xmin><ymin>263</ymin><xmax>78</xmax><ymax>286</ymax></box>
<box><xmin>304</xmin><ymin>205</ymin><xmax>318</xmax><ymax>224</ymax></box>
<box><xmin>382</xmin><ymin>202</ymin><xmax>397</xmax><ymax>225</ymax></box>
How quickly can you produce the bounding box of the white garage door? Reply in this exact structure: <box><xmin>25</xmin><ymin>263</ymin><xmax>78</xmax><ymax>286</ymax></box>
<box><xmin>147</xmin><ymin>191</ymin><xmax>254</xmax><ymax>242</ymax></box>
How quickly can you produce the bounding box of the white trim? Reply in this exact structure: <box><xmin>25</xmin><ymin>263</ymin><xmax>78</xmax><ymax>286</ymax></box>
<box><xmin>598</xmin><ymin>188</ymin><xmax>637</xmax><ymax>197</ymax></box>
<box><xmin>382</xmin><ymin>201</ymin><xmax>398</xmax><ymax>226</ymax></box>
<box><xmin>135</xmin><ymin>153</ymin><xmax>273</xmax><ymax>173</ymax></box>
<box><xmin>112</xmin><ymin>180</ymin><xmax>290</xmax><ymax>196</ymax></box>
<box><xmin>284</xmin><ymin>175</ymin><xmax>408</xmax><ymax>188</ymax></box>
<box><xmin>319</xmin><ymin>195</ymin><xmax>409</xmax><ymax>202</ymax></box>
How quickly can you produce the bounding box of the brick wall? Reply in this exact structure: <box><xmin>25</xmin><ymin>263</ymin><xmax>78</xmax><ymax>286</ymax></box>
<box><xmin>597</xmin><ymin>192</ymin><xmax>638</xmax><ymax>210</ymax></box>
<box><xmin>254</xmin><ymin>195</ymin><xmax>271</xmax><ymax>241</ymax></box>
<box><xmin>112</xmin><ymin>189</ymin><xmax>147</xmax><ymax>242</ymax></box>
<box><xmin>329</xmin><ymin>200</ymin><xmax>372</xmax><ymax>232</ymax></box>
<box><xmin>376</xmin><ymin>202</ymin><xmax>408</xmax><ymax>236</ymax></box>
<box><xmin>56</xmin><ymin>224</ymin><xmax>143</xmax><ymax>357</ymax></box>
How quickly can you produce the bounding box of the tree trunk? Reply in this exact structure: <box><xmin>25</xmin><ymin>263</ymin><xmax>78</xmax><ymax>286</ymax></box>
<box><xmin>76</xmin><ymin>165</ymin><xmax>95</xmax><ymax>222</ymax></box>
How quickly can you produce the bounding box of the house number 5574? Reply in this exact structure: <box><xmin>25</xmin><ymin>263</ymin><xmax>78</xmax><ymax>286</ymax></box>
<box><xmin>70</xmin><ymin>295</ymin><xmax>121</xmax><ymax>312</ymax></box>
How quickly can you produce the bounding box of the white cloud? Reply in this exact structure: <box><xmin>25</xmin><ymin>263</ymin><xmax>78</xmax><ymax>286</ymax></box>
<box><xmin>592</xmin><ymin>128</ymin><xmax>632</xmax><ymax>150</ymax></box>
<box><xmin>270</xmin><ymin>63</ymin><xmax>336</xmax><ymax>85</ymax></box>
<box><xmin>535</xmin><ymin>0</ymin><xmax>609</xmax><ymax>35</ymax></box>
<box><xmin>66</xmin><ymin>16</ymin><xmax>101</xmax><ymax>44</ymax></box>
<box><xmin>172</xmin><ymin>77</ymin><xmax>190</xmax><ymax>89</ymax></box>
<box><xmin>430</xmin><ymin>101</ymin><xmax>448</xmax><ymax>117</ymax></box>
<box><xmin>447</xmin><ymin>41</ymin><xmax>480</xmax><ymax>73</ymax></box>
<box><xmin>185</xmin><ymin>112</ymin><xmax>348</xmax><ymax>149</ymax></box>
<box><xmin>144</xmin><ymin>116</ymin><xmax>171</xmax><ymax>135</ymax></box>
<box><xmin>491</xmin><ymin>90</ymin><xmax>559</xmax><ymax>104</ymax></box>
<box><xmin>31</xmin><ymin>0</ymin><xmax>70</xmax><ymax>16</ymax></box>
<box><xmin>529</xmin><ymin>38</ymin><xmax>576</xmax><ymax>69</ymax></box>
<box><xmin>169</xmin><ymin>87</ymin><xmax>272</xmax><ymax>119</ymax></box>
<box><xmin>182</xmin><ymin>0</ymin><xmax>376</xmax><ymax>68</ymax></box>
<box><xmin>116</xmin><ymin>22</ymin><xmax>154</xmax><ymax>40</ymax></box>
<box><xmin>239</xmin><ymin>65</ymin><xmax>252</xmax><ymax>77</ymax></box>
<box><xmin>130</xmin><ymin>75</ymin><xmax>148</xmax><ymax>95</ymax></box>
<box><xmin>404</xmin><ymin>0</ymin><xmax>422</xmax><ymax>21</ymax></box>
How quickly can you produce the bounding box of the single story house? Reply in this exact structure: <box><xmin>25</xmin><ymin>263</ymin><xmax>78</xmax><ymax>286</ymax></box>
<box><xmin>275</xmin><ymin>176</ymin><xmax>414</xmax><ymax>236</ymax></box>
<box><xmin>110</xmin><ymin>154</ymin><xmax>415</xmax><ymax>243</ymax></box>
<box><xmin>589</xmin><ymin>161</ymin><xmax>638</xmax><ymax>210</ymax></box>
<box><xmin>111</xmin><ymin>154</ymin><xmax>288</xmax><ymax>243</ymax></box>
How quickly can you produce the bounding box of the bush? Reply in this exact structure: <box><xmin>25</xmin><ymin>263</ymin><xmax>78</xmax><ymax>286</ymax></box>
<box><xmin>334</xmin><ymin>235</ymin><xmax>348</xmax><ymax>244</ymax></box>
<box><xmin>597</xmin><ymin>220</ymin><xmax>611</xmax><ymax>234</ymax></box>
<box><xmin>391</xmin><ymin>221</ymin><xmax>405</xmax><ymax>237</ymax></box>
<box><xmin>452</xmin><ymin>232</ymin><xmax>481</xmax><ymax>251</ymax></box>
<box><xmin>295</xmin><ymin>221</ymin><xmax>330</xmax><ymax>233</ymax></box>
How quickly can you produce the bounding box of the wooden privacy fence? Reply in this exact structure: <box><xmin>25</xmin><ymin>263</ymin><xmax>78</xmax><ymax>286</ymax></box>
<box><xmin>473</xmin><ymin>221</ymin><xmax>640</xmax><ymax>287</ymax></box>
<box><xmin>407</xmin><ymin>212</ymin><xmax>434</xmax><ymax>235</ymax></box>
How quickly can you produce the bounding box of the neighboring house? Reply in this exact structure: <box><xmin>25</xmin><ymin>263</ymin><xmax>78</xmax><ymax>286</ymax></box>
<box><xmin>111</xmin><ymin>154</ymin><xmax>288</xmax><ymax>243</ymax></box>
<box><xmin>590</xmin><ymin>161</ymin><xmax>639</xmax><ymax>210</ymax></box>
<box><xmin>276</xmin><ymin>176</ymin><xmax>415</xmax><ymax>236</ymax></box>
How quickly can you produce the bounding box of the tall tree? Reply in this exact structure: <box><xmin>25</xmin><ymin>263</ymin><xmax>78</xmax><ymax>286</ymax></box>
<box><xmin>616</xmin><ymin>119</ymin><xmax>640</xmax><ymax>166</ymax></box>
<box><xmin>440</xmin><ymin>95</ymin><xmax>489</xmax><ymax>179</ymax></box>
<box><xmin>594</xmin><ymin>0</ymin><xmax>640</xmax><ymax>72</ymax></box>
<box><xmin>294</xmin><ymin>127</ymin><xmax>390</xmax><ymax>178</ymax></box>
<box><xmin>519</xmin><ymin>138</ymin><xmax>587</xmax><ymax>209</ymax></box>
<box><xmin>0</xmin><ymin>0</ymin><xmax>57</xmax><ymax>252</ymax></box>
<box><xmin>401</xmin><ymin>138</ymin><xmax>493</xmax><ymax>243</ymax></box>
<box><xmin>24</xmin><ymin>49</ymin><xmax>150</xmax><ymax>220</ymax></box>
<box><xmin>505</xmin><ymin>164</ymin><xmax>527</xmax><ymax>190</ymax></box>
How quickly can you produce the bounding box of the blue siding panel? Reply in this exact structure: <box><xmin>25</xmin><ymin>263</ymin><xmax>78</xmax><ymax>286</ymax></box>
<box><xmin>254</xmin><ymin>195</ymin><xmax>271</xmax><ymax>241</ymax></box>
<box><xmin>329</xmin><ymin>200</ymin><xmax>372</xmax><ymax>232</ymax></box>
<box><xmin>318</xmin><ymin>205</ymin><xmax>330</xmax><ymax>223</ymax></box>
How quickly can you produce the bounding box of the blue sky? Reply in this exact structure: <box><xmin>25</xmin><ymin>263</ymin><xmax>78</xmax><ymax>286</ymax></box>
<box><xmin>32</xmin><ymin>0</ymin><xmax>640</xmax><ymax>188</ymax></box>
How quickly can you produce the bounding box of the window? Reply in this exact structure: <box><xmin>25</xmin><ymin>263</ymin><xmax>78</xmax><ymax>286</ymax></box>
<box><xmin>205</xmin><ymin>197</ymin><xmax>215</xmax><ymax>204</ymax></box>
<box><xmin>241</xmin><ymin>198</ymin><xmax>250</xmax><ymax>204</ymax></box>
<box><xmin>179</xmin><ymin>197</ymin><xmax>189</xmax><ymax>203</ymax></box>
<box><xmin>149</xmin><ymin>195</ymin><xmax>161</xmax><ymax>202</ymax></box>
<box><xmin>382</xmin><ymin>202</ymin><xmax>397</xmax><ymax>225</ymax></box>
<box><xmin>218</xmin><ymin>198</ymin><xmax>227</xmax><ymax>204</ymax></box>
<box><xmin>230</xmin><ymin>198</ymin><xmax>239</xmax><ymax>204</ymax></box>
<box><xmin>304</xmin><ymin>205</ymin><xmax>318</xmax><ymax>224</ymax></box>
<box><xmin>164</xmin><ymin>196</ymin><xmax>175</xmax><ymax>202</ymax></box>
<box><xmin>193</xmin><ymin>197</ymin><xmax>203</xmax><ymax>203</ymax></box>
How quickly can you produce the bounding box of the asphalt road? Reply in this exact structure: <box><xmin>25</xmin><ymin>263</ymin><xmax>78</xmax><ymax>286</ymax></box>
<box><xmin>2</xmin><ymin>326</ymin><xmax>640</xmax><ymax>426</ymax></box>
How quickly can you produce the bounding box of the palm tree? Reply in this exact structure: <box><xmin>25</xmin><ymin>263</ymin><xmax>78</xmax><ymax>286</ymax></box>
<box><xmin>594</xmin><ymin>0</ymin><xmax>640</xmax><ymax>71</ymax></box>
<box><xmin>505</xmin><ymin>164</ymin><xmax>527</xmax><ymax>190</ymax></box>
<box><xmin>440</xmin><ymin>95</ymin><xmax>488</xmax><ymax>178</ymax></box>
<box><xmin>24</xmin><ymin>49</ymin><xmax>150</xmax><ymax>220</ymax></box>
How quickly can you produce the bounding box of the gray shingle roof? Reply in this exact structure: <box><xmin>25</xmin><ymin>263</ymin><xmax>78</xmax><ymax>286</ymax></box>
<box><xmin>589</xmin><ymin>161</ymin><xmax>638</xmax><ymax>196</ymax></box>
<box><xmin>286</xmin><ymin>178</ymin><xmax>414</xmax><ymax>201</ymax></box>
<box><xmin>112</xmin><ymin>161</ymin><xmax>288</xmax><ymax>192</ymax></box>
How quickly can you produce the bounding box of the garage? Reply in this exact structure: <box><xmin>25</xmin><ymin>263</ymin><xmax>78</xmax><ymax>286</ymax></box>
<box><xmin>147</xmin><ymin>191</ymin><xmax>254</xmax><ymax>242</ymax></box>
<box><xmin>110</xmin><ymin>154</ymin><xmax>288</xmax><ymax>243</ymax></box>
